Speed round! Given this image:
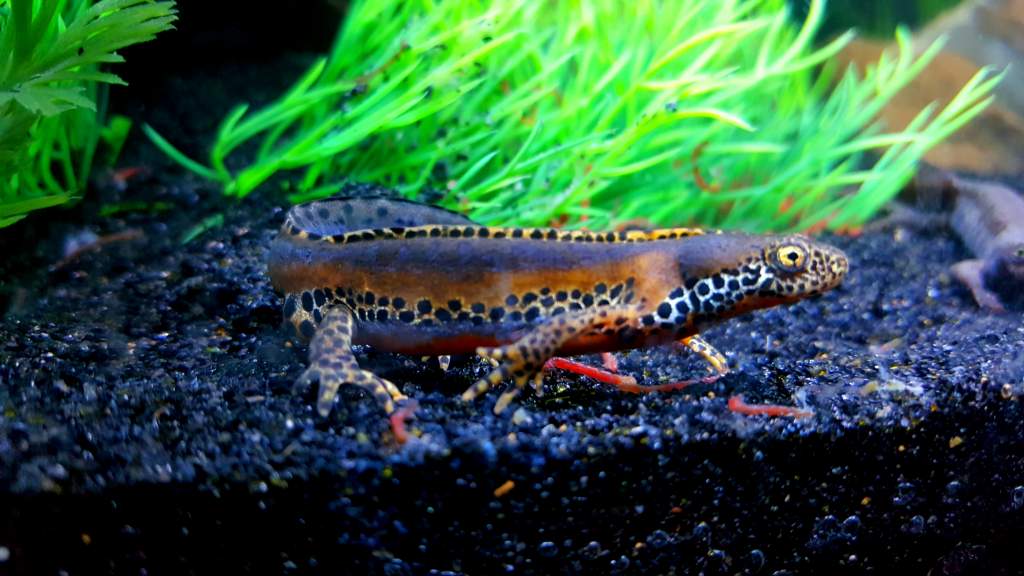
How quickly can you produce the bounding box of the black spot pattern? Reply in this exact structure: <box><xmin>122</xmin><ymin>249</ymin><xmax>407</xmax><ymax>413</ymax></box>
<box><xmin>283</xmin><ymin>295</ymin><xmax>297</xmax><ymax>319</ymax></box>
<box><xmin>292</xmin><ymin>278</ymin><xmax>640</xmax><ymax>331</ymax></box>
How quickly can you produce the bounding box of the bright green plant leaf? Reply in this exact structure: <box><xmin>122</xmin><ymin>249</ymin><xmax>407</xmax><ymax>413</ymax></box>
<box><xmin>0</xmin><ymin>0</ymin><xmax>176</xmax><ymax>228</ymax></box>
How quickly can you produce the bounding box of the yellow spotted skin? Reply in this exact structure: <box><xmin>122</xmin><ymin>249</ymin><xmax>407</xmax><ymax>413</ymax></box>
<box><xmin>267</xmin><ymin>196</ymin><xmax>849</xmax><ymax>416</ymax></box>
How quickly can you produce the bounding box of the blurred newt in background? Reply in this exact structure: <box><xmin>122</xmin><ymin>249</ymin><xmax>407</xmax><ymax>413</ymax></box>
<box><xmin>881</xmin><ymin>165</ymin><xmax>1024</xmax><ymax>313</ymax></box>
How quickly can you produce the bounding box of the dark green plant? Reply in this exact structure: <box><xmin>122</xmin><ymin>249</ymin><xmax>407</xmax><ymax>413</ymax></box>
<box><xmin>0</xmin><ymin>0</ymin><xmax>176</xmax><ymax>227</ymax></box>
<box><xmin>797</xmin><ymin>0</ymin><xmax>965</xmax><ymax>39</ymax></box>
<box><xmin>148</xmin><ymin>0</ymin><xmax>998</xmax><ymax>232</ymax></box>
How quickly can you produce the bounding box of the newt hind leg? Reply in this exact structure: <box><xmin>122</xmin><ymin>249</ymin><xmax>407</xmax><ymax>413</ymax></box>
<box><xmin>542</xmin><ymin>335</ymin><xmax>729</xmax><ymax>395</ymax></box>
<box><xmin>296</xmin><ymin>305</ymin><xmax>406</xmax><ymax>416</ymax></box>
<box><xmin>463</xmin><ymin>305</ymin><xmax>644</xmax><ymax>413</ymax></box>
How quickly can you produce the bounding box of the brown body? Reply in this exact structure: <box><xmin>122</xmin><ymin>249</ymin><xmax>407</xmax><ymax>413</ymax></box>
<box><xmin>272</xmin><ymin>237</ymin><xmax>679</xmax><ymax>355</ymax></box>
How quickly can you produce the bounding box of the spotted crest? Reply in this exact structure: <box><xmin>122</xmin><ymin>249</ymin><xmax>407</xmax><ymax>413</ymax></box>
<box><xmin>282</xmin><ymin>195</ymin><xmax>478</xmax><ymax>239</ymax></box>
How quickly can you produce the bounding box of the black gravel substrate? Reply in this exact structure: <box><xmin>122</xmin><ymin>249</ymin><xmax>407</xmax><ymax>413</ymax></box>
<box><xmin>1</xmin><ymin>175</ymin><xmax>1023</xmax><ymax>575</ymax></box>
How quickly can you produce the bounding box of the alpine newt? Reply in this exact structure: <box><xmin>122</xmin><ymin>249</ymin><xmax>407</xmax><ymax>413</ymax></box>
<box><xmin>885</xmin><ymin>166</ymin><xmax>1024</xmax><ymax>312</ymax></box>
<box><xmin>268</xmin><ymin>196</ymin><xmax>849</xmax><ymax>416</ymax></box>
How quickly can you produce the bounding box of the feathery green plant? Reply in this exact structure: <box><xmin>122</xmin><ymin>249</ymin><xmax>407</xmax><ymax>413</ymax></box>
<box><xmin>0</xmin><ymin>0</ymin><xmax>176</xmax><ymax>227</ymax></box>
<box><xmin>148</xmin><ymin>0</ymin><xmax>998</xmax><ymax>232</ymax></box>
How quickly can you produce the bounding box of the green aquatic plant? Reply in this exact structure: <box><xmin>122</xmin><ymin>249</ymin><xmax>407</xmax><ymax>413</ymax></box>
<box><xmin>148</xmin><ymin>0</ymin><xmax>998</xmax><ymax>232</ymax></box>
<box><xmin>0</xmin><ymin>0</ymin><xmax>176</xmax><ymax>227</ymax></box>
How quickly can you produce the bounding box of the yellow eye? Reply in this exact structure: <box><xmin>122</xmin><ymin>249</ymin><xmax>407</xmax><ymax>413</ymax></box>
<box><xmin>775</xmin><ymin>245</ymin><xmax>807</xmax><ymax>272</ymax></box>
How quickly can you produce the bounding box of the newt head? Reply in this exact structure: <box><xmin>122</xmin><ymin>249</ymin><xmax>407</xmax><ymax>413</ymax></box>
<box><xmin>673</xmin><ymin>233</ymin><xmax>848</xmax><ymax>325</ymax></box>
<box><xmin>992</xmin><ymin>243</ymin><xmax>1024</xmax><ymax>281</ymax></box>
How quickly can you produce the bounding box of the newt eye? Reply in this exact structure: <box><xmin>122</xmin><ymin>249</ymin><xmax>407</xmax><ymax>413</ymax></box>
<box><xmin>1015</xmin><ymin>246</ymin><xmax>1024</xmax><ymax>259</ymax></box>
<box><xmin>774</xmin><ymin>244</ymin><xmax>807</xmax><ymax>272</ymax></box>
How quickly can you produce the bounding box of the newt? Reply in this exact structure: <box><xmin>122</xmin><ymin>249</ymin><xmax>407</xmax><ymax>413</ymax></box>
<box><xmin>268</xmin><ymin>196</ymin><xmax>849</xmax><ymax>416</ymax></box>
<box><xmin>948</xmin><ymin>177</ymin><xmax>1024</xmax><ymax>312</ymax></box>
<box><xmin>881</xmin><ymin>166</ymin><xmax>1024</xmax><ymax>313</ymax></box>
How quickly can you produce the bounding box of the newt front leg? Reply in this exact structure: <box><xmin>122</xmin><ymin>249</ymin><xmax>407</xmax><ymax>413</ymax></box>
<box><xmin>297</xmin><ymin>306</ymin><xmax>407</xmax><ymax>415</ymax></box>
<box><xmin>545</xmin><ymin>335</ymin><xmax>729</xmax><ymax>394</ymax></box>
